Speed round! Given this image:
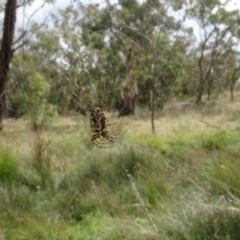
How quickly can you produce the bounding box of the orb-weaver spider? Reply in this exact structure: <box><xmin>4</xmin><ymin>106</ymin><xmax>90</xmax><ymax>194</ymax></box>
<box><xmin>86</xmin><ymin>97</ymin><xmax>118</xmax><ymax>148</ymax></box>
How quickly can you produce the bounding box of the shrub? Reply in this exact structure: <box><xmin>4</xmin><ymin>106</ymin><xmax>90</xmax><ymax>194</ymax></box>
<box><xmin>27</xmin><ymin>71</ymin><xmax>58</xmax><ymax>130</ymax></box>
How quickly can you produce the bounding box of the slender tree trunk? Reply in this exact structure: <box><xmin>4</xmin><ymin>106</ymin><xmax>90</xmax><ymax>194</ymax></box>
<box><xmin>207</xmin><ymin>88</ymin><xmax>211</xmax><ymax>101</ymax></box>
<box><xmin>195</xmin><ymin>76</ymin><xmax>205</xmax><ymax>104</ymax></box>
<box><xmin>228</xmin><ymin>67</ymin><xmax>240</xmax><ymax>102</ymax></box>
<box><xmin>195</xmin><ymin>42</ymin><xmax>214</xmax><ymax>105</ymax></box>
<box><xmin>195</xmin><ymin>56</ymin><xmax>205</xmax><ymax>105</ymax></box>
<box><xmin>150</xmin><ymin>88</ymin><xmax>155</xmax><ymax>134</ymax></box>
<box><xmin>230</xmin><ymin>82</ymin><xmax>234</xmax><ymax>102</ymax></box>
<box><xmin>0</xmin><ymin>0</ymin><xmax>17</xmax><ymax>130</ymax></box>
<box><xmin>196</xmin><ymin>68</ymin><xmax>212</xmax><ymax>104</ymax></box>
<box><xmin>148</xmin><ymin>90</ymin><xmax>151</xmax><ymax>111</ymax></box>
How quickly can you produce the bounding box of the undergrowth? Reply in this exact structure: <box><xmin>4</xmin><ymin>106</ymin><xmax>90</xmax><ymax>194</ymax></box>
<box><xmin>0</xmin><ymin>116</ymin><xmax>240</xmax><ymax>240</ymax></box>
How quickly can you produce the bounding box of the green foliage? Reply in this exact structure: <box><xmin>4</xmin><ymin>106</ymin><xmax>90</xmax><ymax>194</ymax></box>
<box><xmin>78</xmin><ymin>0</ymin><xmax>190</xmax><ymax>110</ymax></box>
<box><xmin>186</xmin><ymin>0</ymin><xmax>240</xmax><ymax>103</ymax></box>
<box><xmin>9</xmin><ymin>89</ymin><xmax>29</xmax><ymax>114</ymax></box>
<box><xmin>9</xmin><ymin>54</ymin><xmax>34</xmax><ymax>115</ymax></box>
<box><xmin>0</xmin><ymin>147</ymin><xmax>18</xmax><ymax>183</ymax></box>
<box><xmin>27</xmin><ymin>71</ymin><xmax>58</xmax><ymax>130</ymax></box>
<box><xmin>10</xmin><ymin>54</ymin><xmax>59</xmax><ymax>120</ymax></box>
<box><xmin>6</xmin><ymin>0</ymin><xmax>240</xmax><ymax>116</ymax></box>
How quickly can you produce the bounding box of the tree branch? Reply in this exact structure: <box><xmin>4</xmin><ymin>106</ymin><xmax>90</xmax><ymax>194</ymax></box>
<box><xmin>13</xmin><ymin>30</ymin><xmax>27</xmax><ymax>45</ymax></box>
<box><xmin>17</xmin><ymin>0</ymin><xmax>33</xmax><ymax>8</ymax></box>
<box><xmin>12</xmin><ymin>40</ymin><xmax>29</xmax><ymax>53</ymax></box>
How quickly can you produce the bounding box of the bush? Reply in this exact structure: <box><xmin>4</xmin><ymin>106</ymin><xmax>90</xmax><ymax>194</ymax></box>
<box><xmin>27</xmin><ymin>71</ymin><xmax>58</xmax><ymax>130</ymax></box>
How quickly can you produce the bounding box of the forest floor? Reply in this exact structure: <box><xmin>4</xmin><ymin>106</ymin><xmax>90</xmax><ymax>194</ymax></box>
<box><xmin>0</xmin><ymin>92</ymin><xmax>240</xmax><ymax>240</ymax></box>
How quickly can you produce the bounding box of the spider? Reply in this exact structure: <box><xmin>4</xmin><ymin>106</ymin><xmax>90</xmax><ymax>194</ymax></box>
<box><xmin>86</xmin><ymin>97</ymin><xmax>118</xmax><ymax>148</ymax></box>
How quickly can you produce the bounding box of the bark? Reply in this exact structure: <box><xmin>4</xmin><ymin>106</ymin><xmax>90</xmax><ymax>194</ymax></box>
<box><xmin>118</xmin><ymin>45</ymin><xmax>138</xmax><ymax>117</ymax></box>
<box><xmin>228</xmin><ymin>66</ymin><xmax>240</xmax><ymax>102</ymax></box>
<box><xmin>207</xmin><ymin>88</ymin><xmax>211</xmax><ymax>101</ymax></box>
<box><xmin>207</xmin><ymin>78</ymin><xmax>214</xmax><ymax>101</ymax></box>
<box><xmin>196</xmin><ymin>26</ymin><xmax>231</xmax><ymax>104</ymax></box>
<box><xmin>195</xmin><ymin>41</ymin><xmax>206</xmax><ymax>104</ymax></box>
<box><xmin>150</xmin><ymin>88</ymin><xmax>155</xmax><ymax>134</ymax></box>
<box><xmin>118</xmin><ymin>78</ymin><xmax>138</xmax><ymax>117</ymax></box>
<box><xmin>0</xmin><ymin>0</ymin><xmax>17</xmax><ymax>130</ymax></box>
<box><xmin>230</xmin><ymin>83</ymin><xmax>234</xmax><ymax>102</ymax></box>
<box><xmin>195</xmin><ymin>28</ymin><xmax>218</xmax><ymax>104</ymax></box>
<box><xmin>195</xmin><ymin>75</ymin><xmax>205</xmax><ymax>104</ymax></box>
<box><xmin>196</xmin><ymin>59</ymin><xmax>215</xmax><ymax>104</ymax></box>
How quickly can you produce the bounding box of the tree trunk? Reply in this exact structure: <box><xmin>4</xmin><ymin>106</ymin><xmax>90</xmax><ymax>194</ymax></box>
<box><xmin>228</xmin><ymin>67</ymin><xmax>240</xmax><ymax>102</ymax></box>
<box><xmin>150</xmin><ymin>88</ymin><xmax>155</xmax><ymax>134</ymax></box>
<box><xmin>195</xmin><ymin>76</ymin><xmax>205</xmax><ymax>104</ymax></box>
<box><xmin>207</xmin><ymin>88</ymin><xmax>211</xmax><ymax>101</ymax></box>
<box><xmin>0</xmin><ymin>0</ymin><xmax>17</xmax><ymax>130</ymax></box>
<box><xmin>148</xmin><ymin>89</ymin><xmax>151</xmax><ymax>111</ymax></box>
<box><xmin>118</xmin><ymin>78</ymin><xmax>138</xmax><ymax>117</ymax></box>
<box><xmin>230</xmin><ymin>82</ymin><xmax>234</xmax><ymax>102</ymax></box>
<box><xmin>118</xmin><ymin>45</ymin><xmax>138</xmax><ymax>117</ymax></box>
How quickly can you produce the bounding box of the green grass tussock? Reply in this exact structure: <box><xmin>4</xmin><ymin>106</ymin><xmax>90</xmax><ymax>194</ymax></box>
<box><xmin>189</xmin><ymin>207</ymin><xmax>240</xmax><ymax>240</ymax></box>
<box><xmin>0</xmin><ymin>147</ymin><xmax>18</xmax><ymax>183</ymax></box>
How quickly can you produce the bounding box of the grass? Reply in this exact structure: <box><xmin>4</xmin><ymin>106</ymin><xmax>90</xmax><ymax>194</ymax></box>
<box><xmin>0</xmin><ymin>95</ymin><xmax>240</xmax><ymax>239</ymax></box>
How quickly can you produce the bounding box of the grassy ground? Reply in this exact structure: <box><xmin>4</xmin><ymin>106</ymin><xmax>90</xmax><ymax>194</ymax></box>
<box><xmin>0</xmin><ymin>95</ymin><xmax>240</xmax><ymax>239</ymax></box>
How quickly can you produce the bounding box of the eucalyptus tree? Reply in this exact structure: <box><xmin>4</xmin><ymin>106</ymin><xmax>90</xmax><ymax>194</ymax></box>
<box><xmin>79</xmin><ymin>0</ymin><xmax>187</xmax><ymax>116</ymax></box>
<box><xmin>134</xmin><ymin>33</ymin><xmax>190</xmax><ymax>132</ymax></box>
<box><xmin>185</xmin><ymin>0</ymin><xmax>240</xmax><ymax>104</ymax></box>
<box><xmin>220</xmin><ymin>50</ymin><xmax>240</xmax><ymax>101</ymax></box>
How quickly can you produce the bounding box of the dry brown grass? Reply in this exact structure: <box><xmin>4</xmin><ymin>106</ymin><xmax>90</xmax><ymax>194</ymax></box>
<box><xmin>117</xmin><ymin>92</ymin><xmax>240</xmax><ymax>137</ymax></box>
<box><xmin>1</xmin><ymin>91</ymin><xmax>240</xmax><ymax>145</ymax></box>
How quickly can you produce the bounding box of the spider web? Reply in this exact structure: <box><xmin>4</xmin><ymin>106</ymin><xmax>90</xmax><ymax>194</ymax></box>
<box><xmin>69</xmin><ymin>0</ymin><xmax>240</xmax><ymax>233</ymax></box>
<box><xmin>14</xmin><ymin>0</ymin><xmax>240</xmax><ymax>234</ymax></box>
